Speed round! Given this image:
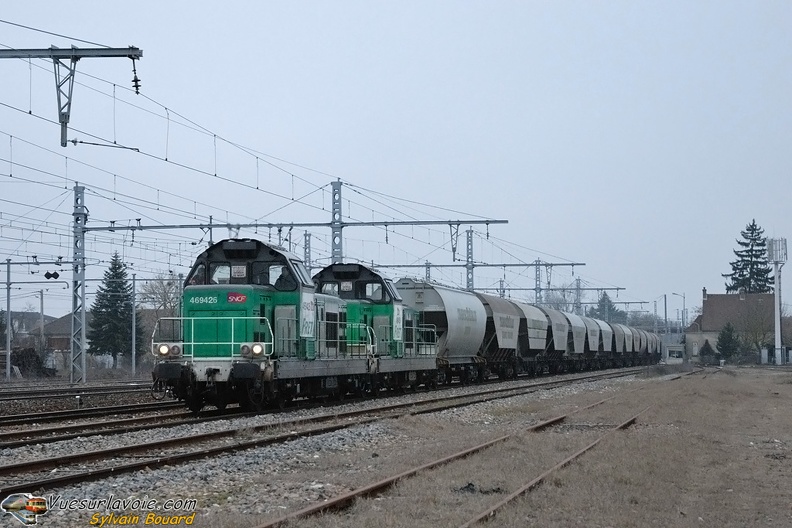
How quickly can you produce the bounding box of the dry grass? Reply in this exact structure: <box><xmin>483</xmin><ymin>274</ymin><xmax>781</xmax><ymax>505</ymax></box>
<box><xmin>496</xmin><ymin>367</ymin><xmax>792</xmax><ymax>528</ymax></box>
<box><xmin>201</xmin><ymin>367</ymin><xmax>792</xmax><ymax>528</ymax></box>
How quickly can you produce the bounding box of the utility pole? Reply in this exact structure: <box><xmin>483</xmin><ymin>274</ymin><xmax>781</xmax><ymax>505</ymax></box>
<box><xmin>4</xmin><ymin>259</ymin><xmax>8</xmax><ymax>382</ymax></box>
<box><xmin>132</xmin><ymin>274</ymin><xmax>137</xmax><ymax>377</ymax></box>
<box><xmin>672</xmin><ymin>292</ymin><xmax>686</xmax><ymax>331</ymax></box>
<box><xmin>0</xmin><ymin>46</ymin><xmax>142</xmax><ymax>146</ymax></box>
<box><xmin>39</xmin><ymin>290</ymin><xmax>44</xmax><ymax>356</ymax></box>
<box><xmin>653</xmin><ymin>300</ymin><xmax>657</xmax><ymax>334</ymax></box>
<box><xmin>303</xmin><ymin>232</ymin><xmax>312</xmax><ymax>275</ymax></box>
<box><xmin>769</xmin><ymin>238</ymin><xmax>787</xmax><ymax>364</ymax></box>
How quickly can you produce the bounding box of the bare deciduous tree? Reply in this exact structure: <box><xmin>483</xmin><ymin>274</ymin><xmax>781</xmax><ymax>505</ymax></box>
<box><xmin>735</xmin><ymin>299</ymin><xmax>774</xmax><ymax>353</ymax></box>
<box><xmin>543</xmin><ymin>288</ymin><xmax>575</xmax><ymax>312</ymax></box>
<box><xmin>139</xmin><ymin>273</ymin><xmax>181</xmax><ymax>318</ymax></box>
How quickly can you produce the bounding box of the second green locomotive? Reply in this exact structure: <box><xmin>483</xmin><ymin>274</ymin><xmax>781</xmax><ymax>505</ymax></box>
<box><xmin>151</xmin><ymin>238</ymin><xmax>437</xmax><ymax>412</ymax></box>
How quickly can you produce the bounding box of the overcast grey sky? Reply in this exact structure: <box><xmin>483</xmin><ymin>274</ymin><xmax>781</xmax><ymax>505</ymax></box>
<box><xmin>1</xmin><ymin>1</ymin><xmax>790</xmax><ymax>324</ymax></box>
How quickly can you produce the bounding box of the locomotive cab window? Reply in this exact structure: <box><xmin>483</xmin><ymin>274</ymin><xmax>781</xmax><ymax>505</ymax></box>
<box><xmin>358</xmin><ymin>281</ymin><xmax>389</xmax><ymax>303</ymax></box>
<box><xmin>272</xmin><ymin>264</ymin><xmax>297</xmax><ymax>291</ymax></box>
<box><xmin>252</xmin><ymin>261</ymin><xmax>269</xmax><ymax>285</ymax></box>
<box><xmin>321</xmin><ymin>282</ymin><xmax>339</xmax><ymax>295</ymax></box>
<box><xmin>291</xmin><ymin>260</ymin><xmax>313</xmax><ymax>286</ymax></box>
<box><xmin>384</xmin><ymin>279</ymin><xmax>402</xmax><ymax>301</ymax></box>
<box><xmin>187</xmin><ymin>263</ymin><xmax>207</xmax><ymax>285</ymax></box>
<box><xmin>209</xmin><ymin>263</ymin><xmax>231</xmax><ymax>284</ymax></box>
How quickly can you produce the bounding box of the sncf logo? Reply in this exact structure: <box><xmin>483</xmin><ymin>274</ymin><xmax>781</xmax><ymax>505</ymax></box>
<box><xmin>227</xmin><ymin>292</ymin><xmax>247</xmax><ymax>303</ymax></box>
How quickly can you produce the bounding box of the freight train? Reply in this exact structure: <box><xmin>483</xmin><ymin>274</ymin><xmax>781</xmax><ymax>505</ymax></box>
<box><xmin>150</xmin><ymin>238</ymin><xmax>661</xmax><ymax>412</ymax></box>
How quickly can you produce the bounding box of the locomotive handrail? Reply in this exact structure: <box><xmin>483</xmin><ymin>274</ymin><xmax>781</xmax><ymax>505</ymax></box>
<box><xmin>271</xmin><ymin>317</ymin><xmax>376</xmax><ymax>359</ymax></box>
<box><xmin>362</xmin><ymin>324</ymin><xmax>377</xmax><ymax>357</ymax></box>
<box><xmin>415</xmin><ymin>323</ymin><xmax>438</xmax><ymax>356</ymax></box>
<box><xmin>151</xmin><ymin>316</ymin><xmax>275</xmax><ymax>359</ymax></box>
<box><xmin>337</xmin><ymin>322</ymin><xmax>376</xmax><ymax>357</ymax></box>
<box><xmin>370</xmin><ymin>323</ymin><xmax>438</xmax><ymax>358</ymax></box>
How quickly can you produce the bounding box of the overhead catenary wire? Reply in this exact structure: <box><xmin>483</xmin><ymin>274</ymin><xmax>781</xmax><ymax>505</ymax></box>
<box><xmin>0</xmin><ymin>19</ymin><xmax>112</xmax><ymax>48</ymax></box>
<box><xmin>0</xmin><ymin>47</ymin><xmax>490</xmax><ymax>236</ymax></box>
<box><xmin>0</xmin><ymin>60</ymin><xmax>489</xmax><ymax>256</ymax></box>
<box><xmin>1</xmin><ymin>125</ymin><xmax>464</xmax><ymax>268</ymax></box>
<box><xmin>0</xmin><ymin>22</ymin><xmax>629</xmax><ymax>314</ymax></box>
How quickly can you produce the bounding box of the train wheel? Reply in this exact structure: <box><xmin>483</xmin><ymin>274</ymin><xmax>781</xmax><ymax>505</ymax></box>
<box><xmin>185</xmin><ymin>380</ymin><xmax>203</xmax><ymax>414</ymax></box>
<box><xmin>187</xmin><ymin>396</ymin><xmax>203</xmax><ymax>414</ymax></box>
<box><xmin>426</xmin><ymin>375</ymin><xmax>438</xmax><ymax>390</ymax></box>
<box><xmin>245</xmin><ymin>381</ymin><xmax>267</xmax><ymax>413</ymax></box>
<box><xmin>151</xmin><ymin>378</ymin><xmax>167</xmax><ymax>401</ymax></box>
<box><xmin>275</xmin><ymin>394</ymin><xmax>289</xmax><ymax>410</ymax></box>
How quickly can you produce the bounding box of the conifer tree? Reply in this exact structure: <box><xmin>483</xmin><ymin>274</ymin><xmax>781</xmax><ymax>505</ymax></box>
<box><xmin>87</xmin><ymin>253</ymin><xmax>144</xmax><ymax>368</ymax></box>
<box><xmin>585</xmin><ymin>292</ymin><xmax>627</xmax><ymax>324</ymax></box>
<box><xmin>716</xmin><ymin>322</ymin><xmax>740</xmax><ymax>360</ymax></box>
<box><xmin>722</xmin><ymin>219</ymin><xmax>773</xmax><ymax>293</ymax></box>
<box><xmin>699</xmin><ymin>339</ymin><xmax>716</xmax><ymax>357</ymax></box>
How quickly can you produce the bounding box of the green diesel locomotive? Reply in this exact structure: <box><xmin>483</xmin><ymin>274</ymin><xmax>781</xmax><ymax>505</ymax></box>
<box><xmin>151</xmin><ymin>238</ymin><xmax>437</xmax><ymax>412</ymax></box>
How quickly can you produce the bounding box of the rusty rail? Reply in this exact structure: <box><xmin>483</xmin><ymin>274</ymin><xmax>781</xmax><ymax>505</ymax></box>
<box><xmin>458</xmin><ymin>406</ymin><xmax>653</xmax><ymax>527</ymax></box>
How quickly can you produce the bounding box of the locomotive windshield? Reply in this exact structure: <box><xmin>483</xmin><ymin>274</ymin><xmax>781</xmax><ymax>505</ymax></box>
<box><xmin>187</xmin><ymin>263</ymin><xmax>206</xmax><ymax>285</ymax></box>
<box><xmin>384</xmin><ymin>279</ymin><xmax>402</xmax><ymax>301</ymax></box>
<box><xmin>321</xmin><ymin>279</ymin><xmax>393</xmax><ymax>303</ymax></box>
<box><xmin>209</xmin><ymin>263</ymin><xmax>232</xmax><ymax>284</ymax></box>
<box><xmin>186</xmin><ymin>257</ymin><xmax>312</xmax><ymax>290</ymax></box>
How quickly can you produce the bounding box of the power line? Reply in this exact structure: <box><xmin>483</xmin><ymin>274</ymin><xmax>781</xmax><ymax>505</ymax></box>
<box><xmin>0</xmin><ymin>19</ymin><xmax>111</xmax><ymax>48</ymax></box>
<box><xmin>0</xmin><ymin>55</ymin><xmax>495</xmax><ymax>236</ymax></box>
<box><xmin>0</xmin><ymin>40</ymin><xmax>637</xmax><ymax>309</ymax></box>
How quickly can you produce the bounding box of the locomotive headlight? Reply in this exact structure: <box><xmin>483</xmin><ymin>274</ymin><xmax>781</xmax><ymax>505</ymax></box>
<box><xmin>240</xmin><ymin>343</ymin><xmax>265</xmax><ymax>357</ymax></box>
<box><xmin>153</xmin><ymin>343</ymin><xmax>182</xmax><ymax>358</ymax></box>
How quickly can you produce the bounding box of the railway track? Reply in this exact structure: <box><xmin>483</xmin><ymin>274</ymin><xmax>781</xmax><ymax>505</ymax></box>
<box><xmin>254</xmin><ymin>405</ymin><xmax>650</xmax><ymax>528</ymax></box>
<box><xmin>0</xmin><ymin>381</ymin><xmax>150</xmax><ymax>401</ymax></box>
<box><xmin>0</xmin><ymin>400</ymin><xmax>183</xmax><ymax>427</ymax></box>
<box><xmin>252</xmin><ymin>369</ymin><xmax>695</xmax><ymax>527</ymax></box>
<box><xmin>0</xmin><ymin>408</ymin><xmax>236</xmax><ymax>449</ymax></box>
<box><xmin>0</xmin><ymin>368</ymin><xmax>645</xmax><ymax>496</ymax></box>
<box><xmin>0</xmin><ymin>366</ymin><xmax>643</xmax><ymax>430</ymax></box>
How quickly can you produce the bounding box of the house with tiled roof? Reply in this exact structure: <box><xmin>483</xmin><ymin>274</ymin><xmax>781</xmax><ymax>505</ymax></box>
<box><xmin>2</xmin><ymin>311</ymin><xmax>58</xmax><ymax>349</ymax></box>
<box><xmin>684</xmin><ymin>287</ymin><xmax>776</xmax><ymax>361</ymax></box>
<box><xmin>41</xmin><ymin>308</ymin><xmax>170</xmax><ymax>372</ymax></box>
